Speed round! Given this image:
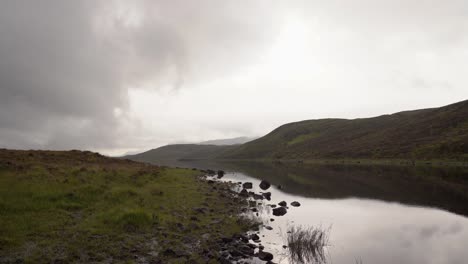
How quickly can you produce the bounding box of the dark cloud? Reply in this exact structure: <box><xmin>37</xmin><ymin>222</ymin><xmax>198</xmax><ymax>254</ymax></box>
<box><xmin>0</xmin><ymin>0</ymin><xmax>281</xmax><ymax>151</ymax></box>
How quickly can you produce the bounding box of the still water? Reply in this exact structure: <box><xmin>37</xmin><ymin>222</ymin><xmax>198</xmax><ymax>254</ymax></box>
<box><xmin>159</xmin><ymin>160</ymin><xmax>468</xmax><ymax>263</ymax></box>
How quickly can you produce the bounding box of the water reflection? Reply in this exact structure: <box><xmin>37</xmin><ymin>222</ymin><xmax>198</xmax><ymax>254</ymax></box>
<box><xmin>159</xmin><ymin>160</ymin><xmax>468</xmax><ymax>217</ymax></box>
<box><xmin>154</xmin><ymin>160</ymin><xmax>468</xmax><ymax>263</ymax></box>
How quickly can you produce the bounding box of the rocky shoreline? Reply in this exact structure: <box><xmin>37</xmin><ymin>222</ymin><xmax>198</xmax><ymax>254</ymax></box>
<box><xmin>202</xmin><ymin>170</ymin><xmax>301</xmax><ymax>263</ymax></box>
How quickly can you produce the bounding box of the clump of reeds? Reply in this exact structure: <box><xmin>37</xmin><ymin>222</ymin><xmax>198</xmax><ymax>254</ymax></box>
<box><xmin>286</xmin><ymin>225</ymin><xmax>330</xmax><ymax>264</ymax></box>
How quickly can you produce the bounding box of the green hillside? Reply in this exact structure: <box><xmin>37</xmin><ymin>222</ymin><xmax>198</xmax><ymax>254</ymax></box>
<box><xmin>222</xmin><ymin>100</ymin><xmax>468</xmax><ymax>161</ymax></box>
<box><xmin>127</xmin><ymin>144</ymin><xmax>237</xmax><ymax>163</ymax></box>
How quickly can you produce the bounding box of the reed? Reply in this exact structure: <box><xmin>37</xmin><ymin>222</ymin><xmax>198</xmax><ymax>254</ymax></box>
<box><xmin>286</xmin><ymin>225</ymin><xmax>330</xmax><ymax>264</ymax></box>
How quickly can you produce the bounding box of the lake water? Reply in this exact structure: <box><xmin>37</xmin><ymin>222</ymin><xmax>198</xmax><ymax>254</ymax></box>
<box><xmin>158</xmin><ymin>160</ymin><xmax>468</xmax><ymax>264</ymax></box>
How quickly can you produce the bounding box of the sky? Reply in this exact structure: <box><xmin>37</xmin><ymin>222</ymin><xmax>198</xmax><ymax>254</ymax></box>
<box><xmin>1</xmin><ymin>0</ymin><xmax>467</xmax><ymax>156</ymax></box>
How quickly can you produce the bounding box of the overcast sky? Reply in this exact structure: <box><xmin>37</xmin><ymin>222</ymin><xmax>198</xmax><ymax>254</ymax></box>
<box><xmin>1</xmin><ymin>0</ymin><xmax>467</xmax><ymax>155</ymax></box>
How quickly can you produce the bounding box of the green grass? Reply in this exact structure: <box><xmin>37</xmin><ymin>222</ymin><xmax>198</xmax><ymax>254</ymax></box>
<box><xmin>0</xmin><ymin>150</ymin><xmax>253</xmax><ymax>263</ymax></box>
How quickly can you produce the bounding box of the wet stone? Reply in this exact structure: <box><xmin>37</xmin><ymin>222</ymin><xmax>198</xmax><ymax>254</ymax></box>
<box><xmin>259</xmin><ymin>180</ymin><xmax>271</xmax><ymax>190</ymax></box>
<box><xmin>291</xmin><ymin>201</ymin><xmax>301</xmax><ymax>207</ymax></box>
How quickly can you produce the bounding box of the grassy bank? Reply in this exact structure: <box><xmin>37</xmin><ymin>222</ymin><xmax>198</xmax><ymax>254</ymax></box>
<box><xmin>0</xmin><ymin>150</ymin><xmax>254</xmax><ymax>263</ymax></box>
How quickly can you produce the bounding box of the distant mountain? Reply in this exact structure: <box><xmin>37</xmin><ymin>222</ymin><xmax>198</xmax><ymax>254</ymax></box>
<box><xmin>222</xmin><ymin>100</ymin><xmax>468</xmax><ymax>160</ymax></box>
<box><xmin>199</xmin><ymin>136</ymin><xmax>256</xmax><ymax>145</ymax></box>
<box><xmin>125</xmin><ymin>144</ymin><xmax>236</xmax><ymax>164</ymax></box>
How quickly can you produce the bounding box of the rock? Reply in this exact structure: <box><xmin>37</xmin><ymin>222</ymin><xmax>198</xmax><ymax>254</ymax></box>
<box><xmin>239</xmin><ymin>234</ymin><xmax>249</xmax><ymax>243</ymax></box>
<box><xmin>278</xmin><ymin>201</ymin><xmax>287</xmax><ymax>207</ymax></box>
<box><xmin>239</xmin><ymin>244</ymin><xmax>255</xmax><ymax>255</ymax></box>
<box><xmin>206</xmin><ymin>169</ymin><xmax>216</xmax><ymax>175</ymax></box>
<box><xmin>251</xmin><ymin>208</ymin><xmax>258</xmax><ymax>212</ymax></box>
<box><xmin>259</xmin><ymin>180</ymin><xmax>271</xmax><ymax>190</ymax></box>
<box><xmin>253</xmin><ymin>194</ymin><xmax>264</xmax><ymax>200</ymax></box>
<box><xmin>217</xmin><ymin>170</ymin><xmax>225</xmax><ymax>178</ymax></box>
<box><xmin>262</xmin><ymin>192</ymin><xmax>271</xmax><ymax>200</ymax></box>
<box><xmin>264</xmin><ymin>226</ymin><xmax>273</xmax><ymax>230</ymax></box>
<box><xmin>230</xmin><ymin>249</ymin><xmax>245</xmax><ymax>257</ymax></box>
<box><xmin>247</xmin><ymin>243</ymin><xmax>257</xmax><ymax>249</ymax></box>
<box><xmin>258</xmin><ymin>251</ymin><xmax>274</xmax><ymax>261</ymax></box>
<box><xmin>272</xmin><ymin>207</ymin><xmax>287</xmax><ymax>216</ymax></box>
<box><xmin>242</xmin><ymin>182</ymin><xmax>253</xmax><ymax>189</ymax></box>
<box><xmin>250</xmin><ymin>234</ymin><xmax>260</xmax><ymax>241</ymax></box>
<box><xmin>290</xmin><ymin>201</ymin><xmax>301</xmax><ymax>207</ymax></box>
<box><xmin>207</xmin><ymin>180</ymin><xmax>215</xmax><ymax>184</ymax></box>
<box><xmin>269</xmin><ymin>204</ymin><xmax>277</xmax><ymax>208</ymax></box>
<box><xmin>239</xmin><ymin>189</ymin><xmax>249</xmax><ymax>197</ymax></box>
<box><xmin>270</xmin><ymin>218</ymin><xmax>275</xmax><ymax>222</ymax></box>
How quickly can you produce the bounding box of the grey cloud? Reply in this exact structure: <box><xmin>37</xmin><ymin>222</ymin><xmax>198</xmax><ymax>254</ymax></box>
<box><xmin>0</xmin><ymin>0</ymin><xmax>282</xmax><ymax>150</ymax></box>
<box><xmin>1</xmin><ymin>1</ymin><xmax>467</xmax><ymax>153</ymax></box>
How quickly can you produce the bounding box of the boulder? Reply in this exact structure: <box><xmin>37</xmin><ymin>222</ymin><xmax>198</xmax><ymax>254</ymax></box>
<box><xmin>217</xmin><ymin>170</ymin><xmax>225</xmax><ymax>178</ymax></box>
<box><xmin>290</xmin><ymin>201</ymin><xmax>301</xmax><ymax>207</ymax></box>
<box><xmin>278</xmin><ymin>201</ymin><xmax>287</xmax><ymax>207</ymax></box>
<box><xmin>272</xmin><ymin>207</ymin><xmax>287</xmax><ymax>216</ymax></box>
<box><xmin>259</xmin><ymin>180</ymin><xmax>271</xmax><ymax>190</ymax></box>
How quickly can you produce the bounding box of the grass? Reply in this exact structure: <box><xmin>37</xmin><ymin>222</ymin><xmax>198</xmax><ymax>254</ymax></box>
<box><xmin>0</xmin><ymin>149</ymin><xmax>253</xmax><ymax>263</ymax></box>
<box><xmin>286</xmin><ymin>225</ymin><xmax>330</xmax><ymax>264</ymax></box>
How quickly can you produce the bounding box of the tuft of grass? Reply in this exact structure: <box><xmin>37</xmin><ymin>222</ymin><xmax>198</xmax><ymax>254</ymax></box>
<box><xmin>115</xmin><ymin>210</ymin><xmax>153</xmax><ymax>232</ymax></box>
<box><xmin>286</xmin><ymin>225</ymin><xmax>330</xmax><ymax>264</ymax></box>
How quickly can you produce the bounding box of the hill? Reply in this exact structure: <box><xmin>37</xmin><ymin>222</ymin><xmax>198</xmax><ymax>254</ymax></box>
<box><xmin>199</xmin><ymin>136</ymin><xmax>256</xmax><ymax>145</ymax></box>
<box><xmin>126</xmin><ymin>144</ymin><xmax>237</xmax><ymax>163</ymax></box>
<box><xmin>222</xmin><ymin>100</ymin><xmax>468</xmax><ymax>161</ymax></box>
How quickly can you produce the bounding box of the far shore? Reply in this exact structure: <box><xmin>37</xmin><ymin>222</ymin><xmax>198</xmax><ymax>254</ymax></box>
<box><xmin>175</xmin><ymin>158</ymin><xmax>468</xmax><ymax>167</ymax></box>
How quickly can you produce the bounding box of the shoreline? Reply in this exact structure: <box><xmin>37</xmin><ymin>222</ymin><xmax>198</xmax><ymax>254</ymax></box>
<box><xmin>206</xmin><ymin>158</ymin><xmax>468</xmax><ymax>168</ymax></box>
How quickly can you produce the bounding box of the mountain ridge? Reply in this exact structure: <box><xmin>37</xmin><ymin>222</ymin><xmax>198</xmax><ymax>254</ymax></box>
<box><xmin>222</xmin><ymin>99</ymin><xmax>468</xmax><ymax>160</ymax></box>
<box><xmin>127</xmin><ymin>100</ymin><xmax>468</xmax><ymax>164</ymax></box>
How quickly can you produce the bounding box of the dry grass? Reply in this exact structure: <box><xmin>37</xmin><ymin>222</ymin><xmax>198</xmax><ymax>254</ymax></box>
<box><xmin>286</xmin><ymin>225</ymin><xmax>330</xmax><ymax>264</ymax></box>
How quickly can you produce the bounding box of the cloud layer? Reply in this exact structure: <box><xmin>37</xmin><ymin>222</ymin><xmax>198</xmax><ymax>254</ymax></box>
<box><xmin>1</xmin><ymin>1</ymin><xmax>467</xmax><ymax>154</ymax></box>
